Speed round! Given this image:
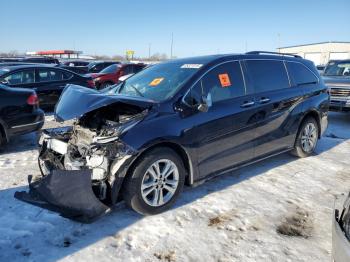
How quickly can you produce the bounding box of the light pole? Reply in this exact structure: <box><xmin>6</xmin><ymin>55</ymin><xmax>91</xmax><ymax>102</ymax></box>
<box><xmin>170</xmin><ymin>33</ymin><xmax>173</xmax><ymax>59</ymax></box>
<box><xmin>148</xmin><ymin>43</ymin><xmax>151</xmax><ymax>59</ymax></box>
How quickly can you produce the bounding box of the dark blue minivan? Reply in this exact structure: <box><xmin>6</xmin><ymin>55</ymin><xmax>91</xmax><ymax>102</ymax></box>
<box><xmin>16</xmin><ymin>52</ymin><xmax>329</xmax><ymax>222</ymax></box>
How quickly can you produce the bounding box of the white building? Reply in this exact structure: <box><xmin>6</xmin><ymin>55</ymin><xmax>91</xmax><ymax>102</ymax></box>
<box><xmin>277</xmin><ymin>41</ymin><xmax>350</xmax><ymax>66</ymax></box>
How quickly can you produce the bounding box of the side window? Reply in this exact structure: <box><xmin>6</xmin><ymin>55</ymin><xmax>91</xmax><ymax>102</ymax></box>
<box><xmin>62</xmin><ymin>71</ymin><xmax>73</xmax><ymax>80</ymax></box>
<box><xmin>4</xmin><ymin>69</ymin><xmax>35</xmax><ymax>84</ymax></box>
<box><xmin>245</xmin><ymin>60</ymin><xmax>290</xmax><ymax>92</ymax></box>
<box><xmin>184</xmin><ymin>61</ymin><xmax>245</xmax><ymax>105</ymax></box>
<box><xmin>93</xmin><ymin>64</ymin><xmax>103</xmax><ymax>72</ymax></box>
<box><xmin>38</xmin><ymin>69</ymin><xmax>51</xmax><ymax>82</ymax></box>
<box><xmin>287</xmin><ymin>62</ymin><xmax>318</xmax><ymax>86</ymax></box>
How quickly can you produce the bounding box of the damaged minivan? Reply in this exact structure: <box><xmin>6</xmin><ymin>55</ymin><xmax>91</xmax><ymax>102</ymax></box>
<box><xmin>15</xmin><ymin>52</ymin><xmax>329</xmax><ymax>222</ymax></box>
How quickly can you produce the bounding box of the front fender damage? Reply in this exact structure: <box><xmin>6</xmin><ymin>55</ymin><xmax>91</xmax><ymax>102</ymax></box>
<box><xmin>14</xmin><ymin>85</ymin><xmax>151</xmax><ymax>222</ymax></box>
<box><xmin>15</xmin><ymin>170</ymin><xmax>110</xmax><ymax>223</ymax></box>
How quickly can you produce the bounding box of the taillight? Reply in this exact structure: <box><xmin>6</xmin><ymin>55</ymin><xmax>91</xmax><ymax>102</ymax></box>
<box><xmin>87</xmin><ymin>80</ymin><xmax>96</xmax><ymax>88</ymax></box>
<box><xmin>27</xmin><ymin>93</ymin><xmax>39</xmax><ymax>106</ymax></box>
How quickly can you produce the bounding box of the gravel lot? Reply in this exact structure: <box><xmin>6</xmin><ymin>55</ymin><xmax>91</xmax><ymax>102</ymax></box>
<box><xmin>0</xmin><ymin>112</ymin><xmax>349</xmax><ymax>262</ymax></box>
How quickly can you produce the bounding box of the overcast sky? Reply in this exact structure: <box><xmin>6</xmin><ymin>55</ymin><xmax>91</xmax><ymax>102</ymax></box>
<box><xmin>1</xmin><ymin>0</ymin><xmax>349</xmax><ymax>58</ymax></box>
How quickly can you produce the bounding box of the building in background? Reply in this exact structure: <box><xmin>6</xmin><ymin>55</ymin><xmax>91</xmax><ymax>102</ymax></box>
<box><xmin>26</xmin><ymin>50</ymin><xmax>83</xmax><ymax>59</ymax></box>
<box><xmin>277</xmin><ymin>41</ymin><xmax>350</xmax><ymax>66</ymax></box>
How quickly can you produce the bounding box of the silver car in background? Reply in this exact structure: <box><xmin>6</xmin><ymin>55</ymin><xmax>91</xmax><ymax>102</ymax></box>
<box><xmin>333</xmin><ymin>192</ymin><xmax>350</xmax><ymax>261</ymax></box>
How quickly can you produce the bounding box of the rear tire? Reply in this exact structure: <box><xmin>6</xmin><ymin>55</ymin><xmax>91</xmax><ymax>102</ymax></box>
<box><xmin>122</xmin><ymin>147</ymin><xmax>186</xmax><ymax>215</ymax></box>
<box><xmin>291</xmin><ymin>117</ymin><xmax>319</xmax><ymax>158</ymax></box>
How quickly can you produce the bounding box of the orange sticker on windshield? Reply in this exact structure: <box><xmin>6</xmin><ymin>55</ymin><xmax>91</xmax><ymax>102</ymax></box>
<box><xmin>218</xmin><ymin>73</ymin><xmax>231</xmax><ymax>87</ymax></box>
<box><xmin>149</xmin><ymin>78</ymin><xmax>164</xmax><ymax>86</ymax></box>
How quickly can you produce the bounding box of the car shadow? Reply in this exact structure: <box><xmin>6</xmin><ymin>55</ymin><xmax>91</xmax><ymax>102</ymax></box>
<box><xmin>0</xmin><ymin>134</ymin><xmax>347</xmax><ymax>261</ymax></box>
<box><xmin>0</xmin><ymin>132</ymin><xmax>39</xmax><ymax>155</ymax></box>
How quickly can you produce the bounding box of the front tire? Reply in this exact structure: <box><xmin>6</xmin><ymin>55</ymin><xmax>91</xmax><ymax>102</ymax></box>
<box><xmin>291</xmin><ymin>117</ymin><xmax>319</xmax><ymax>158</ymax></box>
<box><xmin>0</xmin><ymin>126</ymin><xmax>6</xmax><ymax>148</ymax></box>
<box><xmin>122</xmin><ymin>147</ymin><xmax>186</xmax><ymax>215</ymax></box>
<box><xmin>0</xmin><ymin>131</ymin><xmax>4</xmax><ymax>148</ymax></box>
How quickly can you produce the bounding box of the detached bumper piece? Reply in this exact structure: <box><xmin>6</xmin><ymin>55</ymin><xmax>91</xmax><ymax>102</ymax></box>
<box><xmin>14</xmin><ymin>170</ymin><xmax>110</xmax><ymax>223</ymax></box>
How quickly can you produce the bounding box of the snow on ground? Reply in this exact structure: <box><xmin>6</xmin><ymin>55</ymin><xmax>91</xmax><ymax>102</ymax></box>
<box><xmin>0</xmin><ymin>112</ymin><xmax>349</xmax><ymax>262</ymax></box>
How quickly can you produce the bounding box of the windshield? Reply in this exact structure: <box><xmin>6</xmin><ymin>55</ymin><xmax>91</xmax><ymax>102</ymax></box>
<box><xmin>324</xmin><ymin>61</ymin><xmax>350</xmax><ymax>76</ymax></box>
<box><xmin>114</xmin><ymin>61</ymin><xmax>202</xmax><ymax>101</ymax></box>
<box><xmin>100</xmin><ymin>64</ymin><xmax>118</xmax><ymax>74</ymax></box>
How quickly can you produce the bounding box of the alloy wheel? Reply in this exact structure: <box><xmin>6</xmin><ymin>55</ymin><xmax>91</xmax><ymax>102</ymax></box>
<box><xmin>141</xmin><ymin>159</ymin><xmax>179</xmax><ymax>207</ymax></box>
<box><xmin>301</xmin><ymin>122</ymin><xmax>317</xmax><ymax>153</ymax></box>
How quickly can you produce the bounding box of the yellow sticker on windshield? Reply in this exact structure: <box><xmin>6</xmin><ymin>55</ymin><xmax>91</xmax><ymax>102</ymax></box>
<box><xmin>149</xmin><ymin>78</ymin><xmax>164</xmax><ymax>86</ymax></box>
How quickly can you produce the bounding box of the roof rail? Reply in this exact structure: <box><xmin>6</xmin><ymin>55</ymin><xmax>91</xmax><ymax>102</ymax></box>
<box><xmin>245</xmin><ymin>51</ymin><xmax>302</xmax><ymax>59</ymax></box>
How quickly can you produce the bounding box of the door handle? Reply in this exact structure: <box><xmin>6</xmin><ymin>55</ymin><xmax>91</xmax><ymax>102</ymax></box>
<box><xmin>259</xmin><ymin>98</ymin><xmax>270</xmax><ymax>104</ymax></box>
<box><xmin>240</xmin><ymin>101</ymin><xmax>255</xmax><ymax>108</ymax></box>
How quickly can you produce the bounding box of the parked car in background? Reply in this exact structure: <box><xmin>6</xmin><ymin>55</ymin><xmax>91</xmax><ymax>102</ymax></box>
<box><xmin>333</xmin><ymin>192</ymin><xmax>350</xmax><ymax>262</ymax></box>
<box><xmin>16</xmin><ymin>52</ymin><xmax>329</xmax><ymax>222</ymax></box>
<box><xmin>58</xmin><ymin>60</ymin><xmax>90</xmax><ymax>74</ymax></box>
<box><xmin>0</xmin><ymin>84</ymin><xmax>44</xmax><ymax>146</ymax></box>
<box><xmin>56</xmin><ymin>64</ymin><xmax>88</xmax><ymax>74</ymax></box>
<box><xmin>323</xmin><ymin>60</ymin><xmax>350</xmax><ymax>112</ymax></box>
<box><xmin>88</xmin><ymin>63</ymin><xmax>146</xmax><ymax>89</ymax></box>
<box><xmin>87</xmin><ymin>61</ymin><xmax>120</xmax><ymax>73</ymax></box>
<box><xmin>0</xmin><ymin>65</ymin><xmax>95</xmax><ymax>109</ymax></box>
<box><xmin>316</xmin><ymin>65</ymin><xmax>325</xmax><ymax>74</ymax></box>
<box><xmin>62</xmin><ymin>60</ymin><xmax>90</xmax><ymax>67</ymax></box>
<box><xmin>0</xmin><ymin>62</ymin><xmax>40</xmax><ymax>67</ymax></box>
<box><xmin>0</xmin><ymin>56</ymin><xmax>59</xmax><ymax>65</ymax></box>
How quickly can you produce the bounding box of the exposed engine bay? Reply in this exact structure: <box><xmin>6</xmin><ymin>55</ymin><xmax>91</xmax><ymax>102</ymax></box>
<box><xmin>40</xmin><ymin>103</ymin><xmax>147</xmax><ymax>196</ymax></box>
<box><xmin>15</xmin><ymin>100</ymin><xmax>149</xmax><ymax>222</ymax></box>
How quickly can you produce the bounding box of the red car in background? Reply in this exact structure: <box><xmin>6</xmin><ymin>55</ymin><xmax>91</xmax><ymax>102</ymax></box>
<box><xmin>87</xmin><ymin>63</ymin><xmax>146</xmax><ymax>89</ymax></box>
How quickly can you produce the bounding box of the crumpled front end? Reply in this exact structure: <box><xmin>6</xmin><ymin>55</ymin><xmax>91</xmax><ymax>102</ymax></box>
<box><xmin>15</xmin><ymin>96</ymin><xmax>149</xmax><ymax>222</ymax></box>
<box><xmin>15</xmin><ymin>170</ymin><xmax>111</xmax><ymax>223</ymax></box>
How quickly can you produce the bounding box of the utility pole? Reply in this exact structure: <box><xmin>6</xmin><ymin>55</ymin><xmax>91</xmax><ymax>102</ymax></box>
<box><xmin>277</xmin><ymin>33</ymin><xmax>281</xmax><ymax>53</ymax></box>
<box><xmin>170</xmin><ymin>33</ymin><xmax>174</xmax><ymax>59</ymax></box>
<box><xmin>148</xmin><ymin>43</ymin><xmax>151</xmax><ymax>59</ymax></box>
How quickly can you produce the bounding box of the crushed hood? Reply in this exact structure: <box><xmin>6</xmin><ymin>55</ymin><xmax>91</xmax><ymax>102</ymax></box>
<box><xmin>54</xmin><ymin>84</ymin><xmax>156</xmax><ymax>121</ymax></box>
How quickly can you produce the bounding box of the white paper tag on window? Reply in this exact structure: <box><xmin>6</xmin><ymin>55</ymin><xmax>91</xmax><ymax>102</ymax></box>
<box><xmin>181</xmin><ymin>64</ymin><xmax>203</xmax><ymax>69</ymax></box>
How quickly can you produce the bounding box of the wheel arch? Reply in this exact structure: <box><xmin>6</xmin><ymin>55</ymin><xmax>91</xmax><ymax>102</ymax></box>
<box><xmin>0</xmin><ymin>118</ymin><xmax>9</xmax><ymax>142</ymax></box>
<box><xmin>110</xmin><ymin>141</ymin><xmax>194</xmax><ymax>204</ymax></box>
<box><xmin>129</xmin><ymin>142</ymin><xmax>193</xmax><ymax>185</ymax></box>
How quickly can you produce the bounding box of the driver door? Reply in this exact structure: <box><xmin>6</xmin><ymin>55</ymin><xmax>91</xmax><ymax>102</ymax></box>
<box><xmin>182</xmin><ymin>61</ymin><xmax>257</xmax><ymax>179</ymax></box>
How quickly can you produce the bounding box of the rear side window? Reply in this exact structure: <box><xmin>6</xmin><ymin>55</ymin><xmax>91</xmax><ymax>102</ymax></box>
<box><xmin>287</xmin><ymin>62</ymin><xmax>318</xmax><ymax>86</ymax></box>
<box><xmin>245</xmin><ymin>60</ymin><xmax>290</xmax><ymax>92</ymax></box>
<box><xmin>38</xmin><ymin>69</ymin><xmax>72</xmax><ymax>82</ymax></box>
<box><xmin>184</xmin><ymin>61</ymin><xmax>245</xmax><ymax>105</ymax></box>
<box><xmin>62</xmin><ymin>71</ymin><xmax>73</xmax><ymax>80</ymax></box>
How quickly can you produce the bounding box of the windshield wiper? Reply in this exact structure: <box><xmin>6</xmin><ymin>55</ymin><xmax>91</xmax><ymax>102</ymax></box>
<box><xmin>117</xmin><ymin>81</ymin><xmax>144</xmax><ymax>97</ymax></box>
<box><xmin>129</xmin><ymin>84</ymin><xmax>144</xmax><ymax>97</ymax></box>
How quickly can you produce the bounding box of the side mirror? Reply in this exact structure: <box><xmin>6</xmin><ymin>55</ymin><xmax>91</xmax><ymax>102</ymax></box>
<box><xmin>197</xmin><ymin>93</ymin><xmax>212</xmax><ymax>112</ymax></box>
<box><xmin>0</xmin><ymin>79</ymin><xmax>9</xmax><ymax>85</ymax></box>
